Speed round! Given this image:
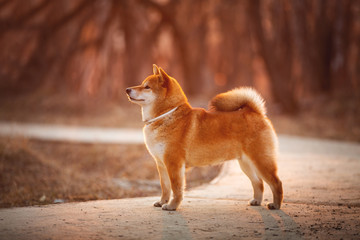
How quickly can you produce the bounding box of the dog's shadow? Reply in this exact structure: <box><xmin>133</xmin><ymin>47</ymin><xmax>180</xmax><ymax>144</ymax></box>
<box><xmin>157</xmin><ymin>205</ymin><xmax>303</xmax><ymax>240</ymax></box>
<box><xmin>252</xmin><ymin>206</ymin><xmax>303</xmax><ymax>239</ymax></box>
<box><xmin>160</xmin><ymin>210</ymin><xmax>193</xmax><ymax>240</ymax></box>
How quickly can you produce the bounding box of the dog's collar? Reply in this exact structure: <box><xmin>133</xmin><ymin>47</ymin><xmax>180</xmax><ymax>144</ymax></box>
<box><xmin>144</xmin><ymin>106</ymin><xmax>179</xmax><ymax>125</ymax></box>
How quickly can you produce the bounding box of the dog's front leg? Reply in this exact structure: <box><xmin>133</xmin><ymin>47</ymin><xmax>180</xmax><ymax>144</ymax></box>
<box><xmin>154</xmin><ymin>160</ymin><xmax>171</xmax><ymax>207</ymax></box>
<box><xmin>162</xmin><ymin>159</ymin><xmax>185</xmax><ymax>211</ymax></box>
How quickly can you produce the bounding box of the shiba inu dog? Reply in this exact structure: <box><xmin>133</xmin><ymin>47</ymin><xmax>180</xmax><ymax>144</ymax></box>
<box><xmin>126</xmin><ymin>64</ymin><xmax>283</xmax><ymax>211</ymax></box>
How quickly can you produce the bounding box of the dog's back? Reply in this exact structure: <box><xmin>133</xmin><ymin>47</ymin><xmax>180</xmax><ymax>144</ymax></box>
<box><xmin>183</xmin><ymin>88</ymin><xmax>277</xmax><ymax>168</ymax></box>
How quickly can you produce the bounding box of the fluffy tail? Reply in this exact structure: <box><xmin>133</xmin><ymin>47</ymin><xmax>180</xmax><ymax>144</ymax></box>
<box><xmin>209</xmin><ymin>87</ymin><xmax>266</xmax><ymax>115</ymax></box>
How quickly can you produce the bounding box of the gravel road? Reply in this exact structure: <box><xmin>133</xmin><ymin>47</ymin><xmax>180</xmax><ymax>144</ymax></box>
<box><xmin>0</xmin><ymin>124</ymin><xmax>359</xmax><ymax>239</ymax></box>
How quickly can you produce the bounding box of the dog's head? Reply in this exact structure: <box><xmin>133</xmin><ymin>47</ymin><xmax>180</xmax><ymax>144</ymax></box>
<box><xmin>126</xmin><ymin>65</ymin><xmax>187</xmax><ymax>108</ymax></box>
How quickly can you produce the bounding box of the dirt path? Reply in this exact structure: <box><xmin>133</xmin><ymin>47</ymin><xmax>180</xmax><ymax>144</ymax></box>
<box><xmin>0</xmin><ymin>122</ymin><xmax>144</xmax><ymax>143</ymax></box>
<box><xmin>0</xmin><ymin>124</ymin><xmax>359</xmax><ymax>239</ymax></box>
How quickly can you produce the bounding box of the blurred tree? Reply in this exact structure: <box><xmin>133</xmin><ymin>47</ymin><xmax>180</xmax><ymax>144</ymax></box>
<box><xmin>0</xmin><ymin>0</ymin><xmax>358</xmax><ymax>113</ymax></box>
<box><xmin>247</xmin><ymin>0</ymin><xmax>298</xmax><ymax>112</ymax></box>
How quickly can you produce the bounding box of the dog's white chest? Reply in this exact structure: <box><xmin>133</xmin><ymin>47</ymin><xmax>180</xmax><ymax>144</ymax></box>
<box><xmin>143</xmin><ymin>126</ymin><xmax>165</xmax><ymax>161</ymax></box>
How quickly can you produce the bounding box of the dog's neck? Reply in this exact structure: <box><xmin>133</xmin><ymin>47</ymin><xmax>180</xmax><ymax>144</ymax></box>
<box><xmin>141</xmin><ymin>106</ymin><xmax>179</xmax><ymax>125</ymax></box>
<box><xmin>142</xmin><ymin>106</ymin><xmax>179</xmax><ymax>125</ymax></box>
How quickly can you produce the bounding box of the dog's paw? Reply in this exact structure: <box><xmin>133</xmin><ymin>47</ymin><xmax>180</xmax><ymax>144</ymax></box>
<box><xmin>249</xmin><ymin>199</ymin><xmax>262</xmax><ymax>206</ymax></box>
<box><xmin>266</xmin><ymin>203</ymin><xmax>280</xmax><ymax>210</ymax></box>
<box><xmin>153</xmin><ymin>201</ymin><xmax>163</xmax><ymax>207</ymax></box>
<box><xmin>161</xmin><ymin>203</ymin><xmax>177</xmax><ymax>211</ymax></box>
<box><xmin>153</xmin><ymin>200</ymin><xmax>168</xmax><ymax>207</ymax></box>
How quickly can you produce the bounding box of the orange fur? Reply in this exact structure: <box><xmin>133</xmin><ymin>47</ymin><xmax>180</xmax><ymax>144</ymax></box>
<box><xmin>126</xmin><ymin>65</ymin><xmax>283</xmax><ymax>211</ymax></box>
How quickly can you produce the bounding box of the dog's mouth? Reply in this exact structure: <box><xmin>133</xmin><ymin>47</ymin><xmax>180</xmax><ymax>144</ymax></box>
<box><xmin>129</xmin><ymin>96</ymin><xmax>145</xmax><ymax>102</ymax></box>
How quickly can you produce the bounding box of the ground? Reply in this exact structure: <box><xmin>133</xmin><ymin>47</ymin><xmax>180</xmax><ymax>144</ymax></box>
<box><xmin>0</xmin><ymin>94</ymin><xmax>359</xmax><ymax>239</ymax></box>
<box><xmin>0</xmin><ymin>135</ymin><xmax>359</xmax><ymax>239</ymax></box>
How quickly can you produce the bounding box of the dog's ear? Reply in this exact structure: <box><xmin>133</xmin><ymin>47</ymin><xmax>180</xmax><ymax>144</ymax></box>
<box><xmin>153</xmin><ymin>64</ymin><xmax>160</xmax><ymax>75</ymax></box>
<box><xmin>159</xmin><ymin>67</ymin><xmax>171</xmax><ymax>88</ymax></box>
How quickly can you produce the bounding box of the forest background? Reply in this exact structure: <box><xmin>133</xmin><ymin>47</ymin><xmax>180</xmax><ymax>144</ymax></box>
<box><xmin>0</xmin><ymin>0</ymin><xmax>360</xmax><ymax>208</ymax></box>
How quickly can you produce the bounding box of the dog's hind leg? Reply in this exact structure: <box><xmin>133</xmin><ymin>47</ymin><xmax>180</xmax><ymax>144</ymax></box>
<box><xmin>250</xmin><ymin>156</ymin><xmax>283</xmax><ymax>210</ymax></box>
<box><xmin>153</xmin><ymin>160</ymin><xmax>171</xmax><ymax>207</ymax></box>
<box><xmin>260</xmin><ymin>169</ymin><xmax>283</xmax><ymax>210</ymax></box>
<box><xmin>238</xmin><ymin>156</ymin><xmax>264</xmax><ymax>206</ymax></box>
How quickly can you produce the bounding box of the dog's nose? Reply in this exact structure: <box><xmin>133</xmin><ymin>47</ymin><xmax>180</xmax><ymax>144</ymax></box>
<box><xmin>126</xmin><ymin>88</ymin><xmax>132</xmax><ymax>94</ymax></box>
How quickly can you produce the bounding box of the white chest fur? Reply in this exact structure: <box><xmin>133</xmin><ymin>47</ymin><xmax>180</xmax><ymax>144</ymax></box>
<box><xmin>143</xmin><ymin>126</ymin><xmax>166</xmax><ymax>162</ymax></box>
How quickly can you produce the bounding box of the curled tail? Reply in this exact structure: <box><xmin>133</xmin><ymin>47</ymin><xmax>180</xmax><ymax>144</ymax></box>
<box><xmin>209</xmin><ymin>87</ymin><xmax>266</xmax><ymax>115</ymax></box>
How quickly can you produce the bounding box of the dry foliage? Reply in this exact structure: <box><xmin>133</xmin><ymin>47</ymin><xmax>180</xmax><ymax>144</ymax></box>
<box><xmin>0</xmin><ymin>138</ymin><xmax>221</xmax><ymax>208</ymax></box>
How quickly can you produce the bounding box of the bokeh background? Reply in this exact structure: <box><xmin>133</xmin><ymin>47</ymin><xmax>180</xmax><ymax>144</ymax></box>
<box><xmin>0</xmin><ymin>0</ymin><xmax>359</xmax><ymax>207</ymax></box>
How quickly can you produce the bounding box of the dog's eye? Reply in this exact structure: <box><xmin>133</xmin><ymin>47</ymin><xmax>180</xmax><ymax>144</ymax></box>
<box><xmin>144</xmin><ymin>86</ymin><xmax>150</xmax><ymax>89</ymax></box>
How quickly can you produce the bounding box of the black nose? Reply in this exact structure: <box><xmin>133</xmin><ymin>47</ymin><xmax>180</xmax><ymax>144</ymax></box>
<box><xmin>126</xmin><ymin>88</ymin><xmax>132</xmax><ymax>94</ymax></box>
